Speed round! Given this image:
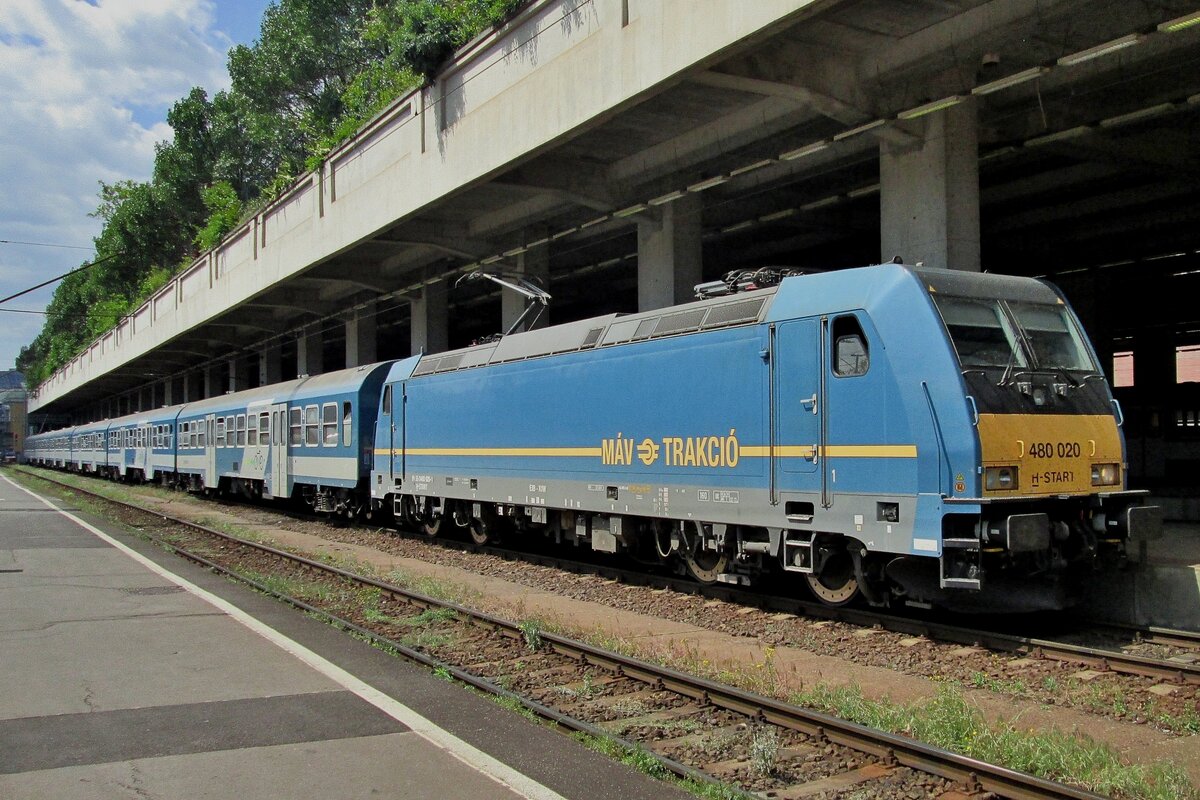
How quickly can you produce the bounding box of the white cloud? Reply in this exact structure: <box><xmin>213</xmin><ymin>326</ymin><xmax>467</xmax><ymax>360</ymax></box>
<box><xmin>0</xmin><ymin>0</ymin><xmax>233</xmax><ymax>369</ymax></box>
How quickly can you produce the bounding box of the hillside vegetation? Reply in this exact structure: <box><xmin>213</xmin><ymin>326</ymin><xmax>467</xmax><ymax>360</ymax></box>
<box><xmin>18</xmin><ymin>0</ymin><xmax>525</xmax><ymax>387</ymax></box>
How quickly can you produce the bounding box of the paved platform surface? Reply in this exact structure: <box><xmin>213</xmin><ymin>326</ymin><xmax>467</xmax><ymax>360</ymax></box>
<box><xmin>0</xmin><ymin>475</ymin><xmax>689</xmax><ymax>800</ymax></box>
<box><xmin>1080</xmin><ymin>520</ymin><xmax>1200</xmax><ymax>630</ymax></box>
<box><xmin>1150</xmin><ymin>521</ymin><xmax>1200</xmax><ymax>567</ymax></box>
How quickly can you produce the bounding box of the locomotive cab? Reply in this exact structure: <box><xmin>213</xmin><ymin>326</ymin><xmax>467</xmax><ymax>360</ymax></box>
<box><xmin>890</xmin><ymin>268</ymin><xmax>1162</xmax><ymax>611</ymax></box>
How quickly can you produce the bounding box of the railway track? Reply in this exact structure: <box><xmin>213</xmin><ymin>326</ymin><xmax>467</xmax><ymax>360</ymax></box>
<box><xmin>21</xmin><ymin>466</ymin><xmax>1200</xmax><ymax>689</ymax></box>
<box><xmin>17</xmin><ymin>467</ymin><xmax>1114</xmax><ymax>800</ymax></box>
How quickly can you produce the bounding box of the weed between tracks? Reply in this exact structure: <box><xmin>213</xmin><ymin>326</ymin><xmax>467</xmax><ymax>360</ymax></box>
<box><xmin>790</xmin><ymin>683</ymin><xmax>1196</xmax><ymax>800</ymax></box>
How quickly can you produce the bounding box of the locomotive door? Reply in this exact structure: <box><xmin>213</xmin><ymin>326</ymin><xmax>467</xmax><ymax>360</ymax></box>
<box><xmin>773</xmin><ymin>319</ymin><xmax>823</xmax><ymax>489</ymax></box>
<box><xmin>269</xmin><ymin>402</ymin><xmax>289</xmax><ymax>498</ymax></box>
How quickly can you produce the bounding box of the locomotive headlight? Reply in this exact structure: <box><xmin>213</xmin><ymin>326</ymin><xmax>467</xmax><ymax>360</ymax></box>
<box><xmin>1091</xmin><ymin>463</ymin><xmax>1120</xmax><ymax>486</ymax></box>
<box><xmin>985</xmin><ymin>466</ymin><xmax>1019</xmax><ymax>491</ymax></box>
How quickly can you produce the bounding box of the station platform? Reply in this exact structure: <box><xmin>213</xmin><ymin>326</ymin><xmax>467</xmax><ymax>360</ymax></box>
<box><xmin>0</xmin><ymin>475</ymin><xmax>689</xmax><ymax>800</ymax></box>
<box><xmin>1082</xmin><ymin>520</ymin><xmax>1200</xmax><ymax>631</ymax></box>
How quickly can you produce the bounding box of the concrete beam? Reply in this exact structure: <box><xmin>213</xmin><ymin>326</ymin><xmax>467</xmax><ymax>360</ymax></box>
<box><xmin>242</xmin><ymin>288</ymin><xmax>330</xmax><ymax>315</ymax></box>
<box><xmin>607</xmin><ymin>96</ymin><xmax>809</xmax><ymax>186</ymax></box>
<box><xmin>297</xmin><ymin>271</ymin><xmax>393</xmax><ymax>296</ymax></box>
<box><xmin>379</xmin><ymin>221</ymin><xmax>494</xmax><ymax>262</ymax></box>
<box><xmin>496</xmin><ymin>159</ymin><xmax>618</xmax><ymax>212</ymax></box>
<box><xmin>691</xmin><ymin>68</ymin><xmax>912</xmax><ymax>148</ymax></box>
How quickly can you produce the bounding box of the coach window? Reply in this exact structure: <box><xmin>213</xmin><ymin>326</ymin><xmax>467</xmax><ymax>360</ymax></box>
<box><xmin>289</xmin><ymin>408</ymin><xmax>302</xmax><ymax>445</ymax></box>
<box><xmin>342</xmin><ymin>402</ymin><xmax>352</xmax><ymax>446</ymax></box>
<box><xmin>832</xmin><ymin>316</ymin><xmax>869</xmax><ymax>377</ymax></box>
<box><xmin>216</xmin><ymin>418</ymin><xmax>226</xmax><ymax>447</ymax></box>
<box><xmin>322</xmin><ymin>403</ymin><xmax>338</xmax><ymax>446</ymax></box>
<box><xmin>305</xmin><ymin>405</ymin><xmax>319</xmax><ymax>446</ymax></box>
<box><xmin>200</xmin><ymin>421</ymin><xmax>208</xmax><ymax>448</ymax></box>
<box><xmin>259</xmin><ymin>413</ymin><xmax>270</xmax><ymax>446</ymax></box>
<box><xmin>235</xmin><ymin>414</ymin><xmax>245</xmax><ymax>447</ymax></box>
<box><xmin>224</xmin><ymin>416</ymin><xmax>233</xmax><ymax>446</ymax></box>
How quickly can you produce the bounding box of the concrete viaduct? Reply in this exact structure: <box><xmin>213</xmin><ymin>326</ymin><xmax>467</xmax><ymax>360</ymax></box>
<box><xmin>28</xmin><ymin>0</ymin><xmax>1200</xmax><ymax>509</ymax></box>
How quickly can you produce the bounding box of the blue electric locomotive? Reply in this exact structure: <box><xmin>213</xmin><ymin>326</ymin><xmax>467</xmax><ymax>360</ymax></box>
<box><xmin>370</xmin><ymin>263</ymin><xmax>1159</xmax><ymax>611</ymax></box>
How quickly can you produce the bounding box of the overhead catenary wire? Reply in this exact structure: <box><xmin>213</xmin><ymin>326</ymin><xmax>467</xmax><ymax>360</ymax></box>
<box><xmin>0</xmin><ymin>252</ymin><xmax>118</xmax><ymax>306</ymax></box>
<box><xmin>0</xmin><ymin>239</ymin><xmax>93</xmax><ymax>251</ymax></box>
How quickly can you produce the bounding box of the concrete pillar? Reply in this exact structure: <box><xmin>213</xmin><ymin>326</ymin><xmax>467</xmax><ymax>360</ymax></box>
<box><xmin>503</xmin><ymin>237</ymin><xmax>550</xmax><ymax>333</ymax></box>
<box><xmin>259</xmin><ymin>344</ymin><xmax>283</xmax><ymax>386</ymax></box>
<box><xmin>637</xmin><ymin>193</ymin><xmax>702</xmax><ymax>311</ymax></box>
<box><xmin>345</xmin><ymin>303</ymin><xmax>378</xmax><ymax>367</ymax></box>
<box><xmin>163</xmin><ymin>379</ymin><xmax>173</xmax><ymax>407</ymax></box>
<box><xmin>204</xmin><ymin>364</ymin><xmax>223</xmax><ymax>398</ymax></box>
<box><xmin>297</xmin><ymin>328</ymin><xmax>324</xmax><ymax>377</ymax></box>
<box><xmin>411</xmin><ymin>284</ymin><xmax>449</xmax><ymax>356</ymax></box>
<box><xmin>880</xmin><ymin>99</ymin><xmax>980</xmax><ymax>271</ymax></box>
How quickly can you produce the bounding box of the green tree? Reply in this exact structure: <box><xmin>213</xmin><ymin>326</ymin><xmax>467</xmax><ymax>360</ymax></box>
<box><xmin>194</xmin><ymin>181</ymin><xmax>244</xmax><ymax>252</ymax></box>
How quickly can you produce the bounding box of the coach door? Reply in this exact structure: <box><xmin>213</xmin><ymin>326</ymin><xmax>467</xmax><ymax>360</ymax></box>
<box><xmin>269</xmin><ymin>402</ymin><xmax>289</xmax><ymax>498</ymax></box>
<box><xmin>205</xmin><ymin>414</ymin><xmax>218</xmax><ymax>486</ymax></box>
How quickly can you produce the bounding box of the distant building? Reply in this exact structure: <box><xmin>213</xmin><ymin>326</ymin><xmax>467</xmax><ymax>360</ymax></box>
<box><xmin>0</xmin><ymin>370</ymin><xmax>27</xmax><ymax>461</ymax></box>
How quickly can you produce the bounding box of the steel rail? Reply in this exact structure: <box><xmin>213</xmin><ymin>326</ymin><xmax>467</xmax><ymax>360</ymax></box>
<box><xmin>16</xmin><ymin>468</ymin><xmax>1110</xmax><ymax>800</ymax></box>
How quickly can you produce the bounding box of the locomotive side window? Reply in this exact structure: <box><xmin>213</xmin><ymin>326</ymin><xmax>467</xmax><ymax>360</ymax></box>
<box><xmin>832</xmin><ymin>316</ymin><xmax>869</xmax><ymax>377</ymax></box>
<box><xmin>322</xmin><ymin>403</ymin><xmax>338</xmax><ymax>446</ymax></box>
<box><xmin>382</xmin><ymin>385</ymin><xmax>392</xmax><ymax>416</ymax></box>
<box><xmin>305</xmin><ymin>405</ymin><xmax>319</xmax><ymax>446</ymax></box>
<box><xmin>289</xmin><ymin>408</ymin><xmax>302</xmax><ymax>445</ymax></box>
<box><xmin>342</xmin><ymin>402</ymin><xmax>352</xmax><ymax>446</ymax></box>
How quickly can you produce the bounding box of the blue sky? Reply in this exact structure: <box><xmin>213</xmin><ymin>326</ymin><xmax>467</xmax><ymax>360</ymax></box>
<box><xmin>0</xmin><ymin>0</ymin><xmax>274</xmax><ymax>371</ymax></box>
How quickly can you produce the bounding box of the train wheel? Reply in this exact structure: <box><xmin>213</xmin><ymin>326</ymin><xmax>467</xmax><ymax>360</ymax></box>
<box><xmin>468</xmin><ymin>504</ymin><xmax>499</xmax><ymax>546</ymax></box>
<box><xmin>421</xmin><ymin>509</ymin><xmax>442</xmax><ymax>537</ymax></box>
<box><xmin>804</xmin><ymin>550</ymin><xmax>860</xmax><ymax>606</ymax></box>
<box><xmin>469</xmin><ymin>517</ymin><xmax>490</xmax><ymax>546</ymax></box>
<box><xmin>684</xmin><ymin>549</ymin><xmax>728</xmax><ymax>583</ymax></box>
